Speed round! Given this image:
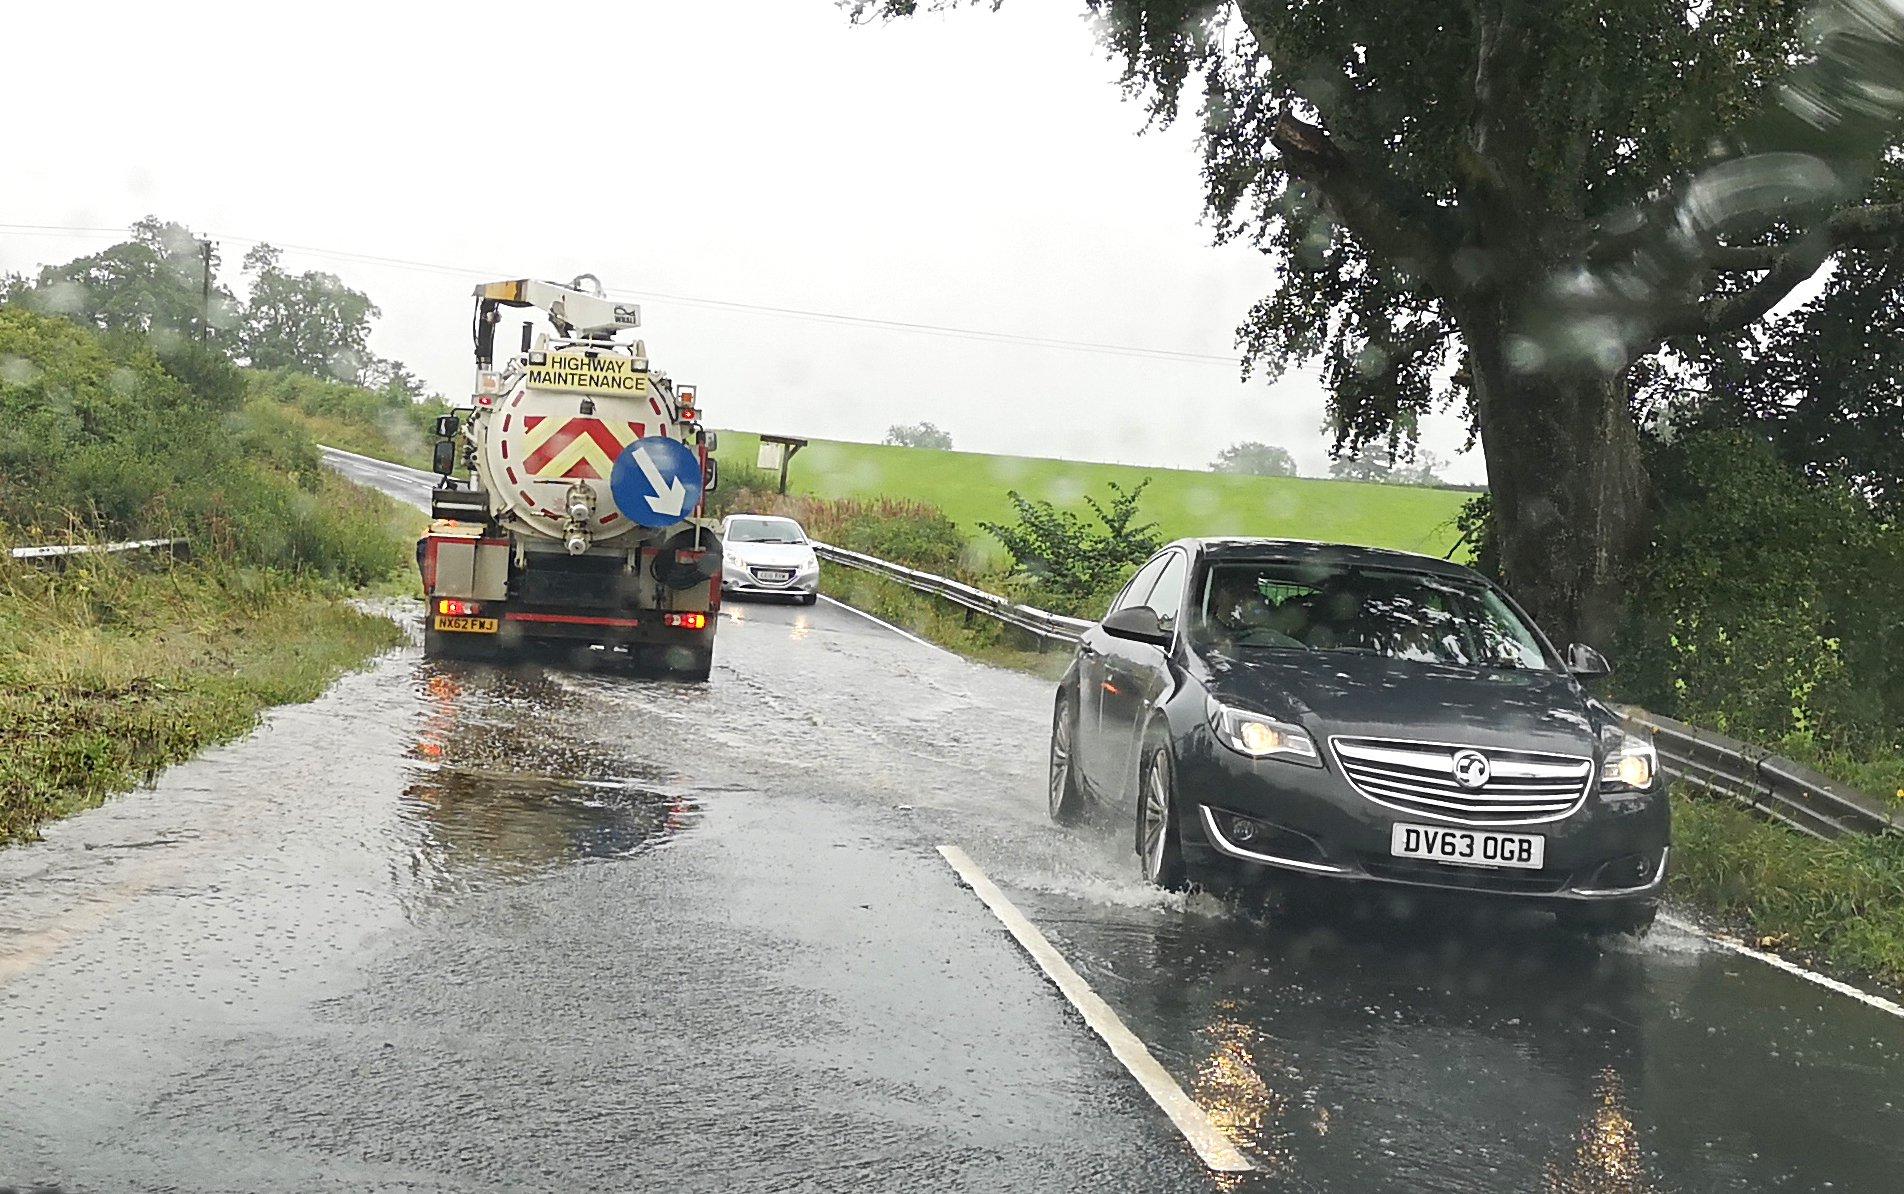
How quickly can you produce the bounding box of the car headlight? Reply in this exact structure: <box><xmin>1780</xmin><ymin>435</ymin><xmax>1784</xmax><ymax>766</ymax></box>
<box><xmin>1599</xmin><ymin>728</ymin><xmax>1658</xmax><ymax>792</ymax></box>
<box><xmin>797</xmin><ymin>553</ymin><xmax>819</xmax><ymax>574</ymax></box>
<box><xmin>1207</xmin><ymin>697</ymin><xmax>1321</xmax><ymax>766</ymax></box>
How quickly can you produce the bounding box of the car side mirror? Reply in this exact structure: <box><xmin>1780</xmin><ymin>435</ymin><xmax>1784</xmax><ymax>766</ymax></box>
<box><xmin>1566</xmin><ymin>643</ymin><xmax>1612</xmax><ymax>680</ymax></box>
<box><xmin>432</xmin><ymin>438</ymin><xmax>457</xmax><ymax>478</ymax></box>
<box><xmin>1103</xmin><ymin>605</ymin><xmax>1171</xmax><ymax>647</ymax></box>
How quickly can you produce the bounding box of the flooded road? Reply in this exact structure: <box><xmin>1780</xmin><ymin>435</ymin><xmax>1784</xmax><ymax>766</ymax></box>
<box><xmin>0</xmin><ymin>455</ymin><xmax>1900</xmax><ymax>1189</ymax></box>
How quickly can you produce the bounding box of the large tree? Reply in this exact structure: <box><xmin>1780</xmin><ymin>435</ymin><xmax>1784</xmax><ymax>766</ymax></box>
<box><xmin>855</xmin><ymin>0</ymin><xmax>1904</xmax><ymax>645</ymax></box>
<box><xmin>1211</xmin><ymin>440</ymin><xmax>1298</xmax><ymax>476</ymax></box>
<box><xmin>238</xmin><ymin>244</ymin><xmax>381</xmax><ymax>382</ymax></box>
<box><xmin>1</xmin><ymin>217</ymin><xmax>239</xmax><ymax>347</ymax></box>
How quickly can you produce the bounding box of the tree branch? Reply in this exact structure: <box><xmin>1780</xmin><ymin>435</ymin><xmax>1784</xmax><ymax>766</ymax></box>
<box><xmin>1708</xmin><ymin>202</ymin><xmax>1904</xmax><ymax>269</ymax></box>
<box><xmin>1659</xmin><ymin>232</ymin><xmax>1834</xmax><ymax>338</ymax></box>
<box><xmin>1268</xmin><ymin>111</ymin><xmax>1460</xmax><ymax>294</ymax></box>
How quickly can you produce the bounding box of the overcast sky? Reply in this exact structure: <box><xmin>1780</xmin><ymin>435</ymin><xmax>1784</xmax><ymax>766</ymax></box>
<box><xmin>2</xmin><ymin>0</ymin><xmax>1484</xmax><ymax>483</ymax></box>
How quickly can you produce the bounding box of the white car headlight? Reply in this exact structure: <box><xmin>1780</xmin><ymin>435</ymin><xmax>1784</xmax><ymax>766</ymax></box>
<box><xmin>1600</xmin><ymin>729</ymin><xmax>1658</xmax><ymax>792</ymax></box>
<box><xmin>1207</xmin><ymin>697</ymin><xmax>1321</xmax><ymax>766</ymax></box>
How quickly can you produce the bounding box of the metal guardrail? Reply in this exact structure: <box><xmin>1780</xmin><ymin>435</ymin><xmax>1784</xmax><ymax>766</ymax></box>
<box><xmin>814</xmin><ymin>540</ymin><xmax>1897</xmax><ymax>839</ymax></box>
<box><xmin>1621</xmin><ymin>707</ymin><xmax>1900</xmax><ymax>840</ymax></box>
<box><xmin>7</xmin><ymin>537</ymin><xmax>190</xmax><ymax>565</ymax></box>
<box><xmin>811</xmin><ymin>541</ymin><xmax>1093</xmax><ymax>645</ymax></box>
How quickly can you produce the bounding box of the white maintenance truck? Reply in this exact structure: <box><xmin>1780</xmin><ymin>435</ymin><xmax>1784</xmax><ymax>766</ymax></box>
<box><xmin>419</xmin><ymin>276</ymin><xmax>722</xmax><ymax>679</ymax></box>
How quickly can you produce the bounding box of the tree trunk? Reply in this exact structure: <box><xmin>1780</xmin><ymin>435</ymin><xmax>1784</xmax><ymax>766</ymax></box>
<box><xmin>1464</xmin><ymin>316</ymin><xmax>1651</xmax><ymax>652</ymax></box>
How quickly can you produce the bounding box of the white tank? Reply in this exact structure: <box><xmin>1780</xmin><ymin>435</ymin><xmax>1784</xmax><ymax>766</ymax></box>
<box><xmin>471</xmin><ymin>344</ymin><xmax>677</xmax><ymax>545</ymax></box>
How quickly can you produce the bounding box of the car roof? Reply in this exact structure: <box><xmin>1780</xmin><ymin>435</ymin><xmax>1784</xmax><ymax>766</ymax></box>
<box><xmin>1169</xmin><ymin>537</ymin><xmax>1484</xmax><ymax>583</ymax></box>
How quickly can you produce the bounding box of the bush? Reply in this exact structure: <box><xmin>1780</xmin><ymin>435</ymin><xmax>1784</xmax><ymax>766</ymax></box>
<box><xmin>1618</xmin><ymin>430</ymin><xmax>1903</xmax><ymax>761</ymax></box>
<box><xmin>980</xmin><ymin>479</ymin><xmax>1160</xmax><ymax>616</ymax></box>
<box><xmin>244</xmin><ymin>368</ymin><xmax>447</xmax><ymax>471</ymax></box>
<box><xmin>0</xmin><ymin>306</ymin><xmax>410</xmax><ymax>587</ymax></box>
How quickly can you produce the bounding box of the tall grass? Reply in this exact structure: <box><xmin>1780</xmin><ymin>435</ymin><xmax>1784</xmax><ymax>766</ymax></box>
<box><xmin>0</xmin><ymin>551</ymin><xmax>405</xmax><ymax>842</ymax></box>
<box><xmin>1671</xmin><ymin>790</ymin><xmax>1904</xmax><ymax>984</ymax></box>
<box><xmin>0</xmin><ymin>306</ymin><xmax>423</xmax><ymax>842</ymax></box>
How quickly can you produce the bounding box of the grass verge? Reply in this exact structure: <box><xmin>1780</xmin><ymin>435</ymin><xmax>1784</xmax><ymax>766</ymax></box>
<box><xmin>1670</xmin><ymin>790</ymin><xmax>1904</xmax><ymax>987</ymax></box>
<box><xmin>819</xmin><ymin>568</ymin><xmax>1069</xmax><ymax>681</ymax></box>
<box><xmin>0</xmin><ymin>555</ymin><xmax>406</xmax><ymax>843</ymax></box>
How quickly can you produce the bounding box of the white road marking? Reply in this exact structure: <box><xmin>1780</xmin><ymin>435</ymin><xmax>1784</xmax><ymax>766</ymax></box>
<box><xmin>936</xmin><ymin>844</ymin><xmax>1254</xmax><ymax>1174</ymax></box>
<box><xmin>816</xmin><ymin>593</ymin><xmax>958</xmax><ymax>657</ymax></box>
<box><xmin>1660</xmin><ymin>912</ymin><xmax>1904</xmax><ymax>1020</ymax></box>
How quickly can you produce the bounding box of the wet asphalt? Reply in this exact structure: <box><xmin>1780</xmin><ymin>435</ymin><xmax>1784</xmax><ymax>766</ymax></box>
<box><xmin>0</xmin><ymin>454</ymin><xmax>1900</xmax><ymax>1191</ymax></box>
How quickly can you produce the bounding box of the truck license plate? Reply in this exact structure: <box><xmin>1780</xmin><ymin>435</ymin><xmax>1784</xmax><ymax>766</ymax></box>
<box><xmin>433</xmin><ymin>615</ymin><xmax>499</xmax><ymax>634</ymax></box>
<box><xmin>1390</xmin><ymin>823</ymin><xmax>1544</xmax><ymax>870</ymax></box>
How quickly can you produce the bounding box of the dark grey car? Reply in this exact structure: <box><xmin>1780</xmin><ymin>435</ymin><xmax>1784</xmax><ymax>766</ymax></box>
<box><xmin>1048</xmin><ymin>538</ymin><xmax>1669</xmax><ymax>934</ymax></box>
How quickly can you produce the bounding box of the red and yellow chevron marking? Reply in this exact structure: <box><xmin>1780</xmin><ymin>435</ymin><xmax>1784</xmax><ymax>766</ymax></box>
<box><xmin>520</xmin><ymin>417</ymin><xmax>646</xmax><ymax>479</ymax></box>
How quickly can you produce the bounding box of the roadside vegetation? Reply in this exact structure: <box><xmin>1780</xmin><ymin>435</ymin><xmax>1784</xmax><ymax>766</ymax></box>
<box><xmin>0</xmin><ymin>301</ymin><xmax>418</xmax><ymax>843</ymax></box>
<box><xmin>246</xmin><ymin>369</ymin><xmax>446</xmax><ymax>473</ymax></box>
<box><xmin>1671</xmin><ymin>793</ymin><xmax>1904</xmax><ymax>988</ymax></box>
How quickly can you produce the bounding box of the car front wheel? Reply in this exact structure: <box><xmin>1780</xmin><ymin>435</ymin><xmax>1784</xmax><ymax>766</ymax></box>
<box><xmin>1137</xmin><ymin>745</ymin><xmax>1189</xmax><ymax>890</ymax></box>
<box><xmin>1048</xmin><ymin>691</ymin><xmax>1085</xmax><ymax>824</ymax></box>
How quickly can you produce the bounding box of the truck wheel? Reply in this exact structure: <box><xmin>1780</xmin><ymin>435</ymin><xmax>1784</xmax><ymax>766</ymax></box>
<box><xmin>639</xmin><ymin>645</ymin><xmax>713</xmax><ymax>682</ymax></box>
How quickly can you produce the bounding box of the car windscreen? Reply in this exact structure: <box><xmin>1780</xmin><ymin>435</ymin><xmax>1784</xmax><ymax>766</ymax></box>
<box><xmin>1193</xmin><ymin>560</ymin><xmax>1554</xmax><ymax>672</ymax></box>
<box><xmin>725</xmin><ymin>518</ymin><xmax>805</xmax><ymax>544</ymax></box>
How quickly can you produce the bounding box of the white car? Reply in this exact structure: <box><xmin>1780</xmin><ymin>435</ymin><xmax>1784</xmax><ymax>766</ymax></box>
<box><xmin>720</xmin><ymin>514</ymin><xmax>820</xmax><ymax>604</ymax></box>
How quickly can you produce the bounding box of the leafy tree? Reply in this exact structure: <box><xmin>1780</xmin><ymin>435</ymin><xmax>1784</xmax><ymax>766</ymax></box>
<box><xmin>981</xmin><ymin>479</ymin><xmax>1160</xmax><ymax>608</ymax></box>
<box><xmin>1617</xmin><ymin>431</ymin><xmax>1903</xmax><ymax>754</ymax></box>
<box><xmin>1328</xmin><ymin>443</ymin><xmax>1445</xmax><ymax>486</ymax></box>
<box><xmin>360</xmin><ymin>355</ymin><xmax>433</xmax><ymax>404</ymax></box>
<box><xmin>2</xmin><ymin>217</ymin><xmax>239</xmax><ymax>349</ymax></box>
<box><xmin>1328</xmin><ymin>447</ymin><xmax>1394</xmax><ymax>484</ymax></box>
<box><xmin>1676</xmin><ymin>247</ymin><xmax>1904</xmax><ymax>510</ymax></box>
<box><xmin>884</xmin><ymin>421</ymin><xmax>954</xmax><ymax>450</ymax></box>
<box><xmin>238</xmin><ymin>245</ymin><xmax>381</xmax><ymax>382</ymax></box>
<box><xmin>1211</xmin><ymin>440</ymin><xmax>1297</xmax><ymax>476</ymax></box>
<box><xmin>855</xmin><ymin>0</ymin><xmax>1904</xmax><ymax>646</ymax></box>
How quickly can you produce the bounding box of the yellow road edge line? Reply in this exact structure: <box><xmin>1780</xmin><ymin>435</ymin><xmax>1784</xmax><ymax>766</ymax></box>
<box><xmin>935</xmin><ymin>844</ymin><xmax>1254</xmax><ymax>1174</ymax></box>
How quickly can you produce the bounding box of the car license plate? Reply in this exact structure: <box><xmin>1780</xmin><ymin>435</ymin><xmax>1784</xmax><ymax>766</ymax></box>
<box><xmin>433</xmin><ymin>615</ymin><xmax>499</xmax><ymax>633</ymax></box>
<box><xmin>757</xmin><ymin>570</ymin><xmax>792</xmax><ymax>581</ymax></box>
<box><xmin>1390</xmin><ymin>823</ymin><xmax>1544</xmax><ymax>870</ymax></box>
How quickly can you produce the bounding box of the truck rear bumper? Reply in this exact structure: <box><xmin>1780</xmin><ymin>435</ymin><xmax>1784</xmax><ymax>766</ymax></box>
<box><xmin>497</xmin><ymin>610</ymin><xmax>708</xmax><ymax>646</ymax></box>
<box><xmin>426</xmin><ymin>605</ymin><xmax>711</xmax><ymax>647</ymax></box>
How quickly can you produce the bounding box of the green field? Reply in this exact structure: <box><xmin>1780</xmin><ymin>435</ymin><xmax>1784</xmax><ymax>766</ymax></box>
<box><xmin>717</xmin><ymin>431</ymin><xmax>1474</xmax><ymax>559</ymax></box>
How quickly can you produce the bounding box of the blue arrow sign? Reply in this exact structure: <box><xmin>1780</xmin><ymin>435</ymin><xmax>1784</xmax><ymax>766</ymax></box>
<box><xmin>609</xmin><ymin>436</ymin><xmax>705</xmax><ymax>529</ymax></box>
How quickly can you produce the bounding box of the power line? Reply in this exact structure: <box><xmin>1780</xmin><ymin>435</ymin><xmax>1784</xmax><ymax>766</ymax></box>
<box><xmin>0</xmin><ymin>222</ymin><xmax>1244</xmax><ymax>368</ymax></box>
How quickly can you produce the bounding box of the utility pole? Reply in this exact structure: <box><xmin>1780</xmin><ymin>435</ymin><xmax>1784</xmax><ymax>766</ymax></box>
<box><xmin>197</xmin><ymin>239</ymin><xmax>214</xmax><ymax>347</ymax></box>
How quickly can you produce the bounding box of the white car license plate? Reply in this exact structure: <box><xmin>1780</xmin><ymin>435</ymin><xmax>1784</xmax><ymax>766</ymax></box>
<box><xmin>1390</xmin><ymin>823</ymin><xmax>1545</xmax><ymax>870</ymax></box>
<box><xmin>757</xmin><ymin>570</ymin><xmax>791</xmax><ymax>581</ymax></box>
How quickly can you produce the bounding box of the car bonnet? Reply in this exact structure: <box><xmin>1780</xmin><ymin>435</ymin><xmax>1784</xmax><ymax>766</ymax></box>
<box><xmin>1198</xmin><ymin>648</ymin><xmax>1597</xmax><ymax>757</ymax></box>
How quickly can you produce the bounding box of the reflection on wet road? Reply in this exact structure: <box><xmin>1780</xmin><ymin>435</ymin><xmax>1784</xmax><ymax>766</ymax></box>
<box><xmin>2</xmin><ymin>591</ymin><xmax>1902</xmax><ymax>1191</ymax></box>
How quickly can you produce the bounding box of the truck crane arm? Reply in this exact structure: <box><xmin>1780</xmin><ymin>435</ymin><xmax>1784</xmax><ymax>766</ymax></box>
<box><xmin>471</xmin><ymin>277</ymin><xmax>642</xmax><ymax>366</ymax></box>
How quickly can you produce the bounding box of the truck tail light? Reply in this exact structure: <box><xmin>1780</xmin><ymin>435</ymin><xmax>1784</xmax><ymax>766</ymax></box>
<box><xmin>663</xmin><ymin>612</ymin><xmax>708</xmax><ymax>631</ymax></box>
<box><xmin>438</xmin><ymin>598</ymin><xmax>483</xmax><ymax>617</ymax></box>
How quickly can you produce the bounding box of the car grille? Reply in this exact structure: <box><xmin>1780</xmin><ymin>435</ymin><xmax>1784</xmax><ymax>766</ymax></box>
<box><xmin>1331</xmin><ymin>737</ymin><xmax>1591</xmax><ymax>825</ymax></box>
